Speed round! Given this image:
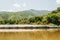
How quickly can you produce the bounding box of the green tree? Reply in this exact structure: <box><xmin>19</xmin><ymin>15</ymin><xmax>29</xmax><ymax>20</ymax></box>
<box><xmin>57</xmin><ymin>7</ymin><xmax>60</xmax><ymax>12</ymax></box>
<box><xmin>46</xmin><ymin>14</ymin><xmax>60</xmax><ymax>25</ymax></box>
<box><xmin>28</xmin><ymin>16</ymin><xmax>43</xmax><ymax>24</ymax></box>
<box><xmin>0</xmin><ymin>17</ymin><xmax>4</xmax><ymax>24</ymax></box>
<box><xmin>8</xmin><ymin>15</ymin><xmax>23</xmax><ymax>24</ymax></box>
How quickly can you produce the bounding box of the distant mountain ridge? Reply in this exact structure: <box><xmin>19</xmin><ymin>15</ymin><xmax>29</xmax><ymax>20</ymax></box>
<box><xmin>0</xmin><ymin>9</ymin><xmax>50</xmax><ymax>19</ymax></box>
<box><xmin>27</xmin><ymin>9</ymin><xmax>50</xmax><ymax>15</ymax></box>
<box><xmin>16</xmin><ymin>9</ymin><xmax>50</xmax><ymax>16</ymax></box>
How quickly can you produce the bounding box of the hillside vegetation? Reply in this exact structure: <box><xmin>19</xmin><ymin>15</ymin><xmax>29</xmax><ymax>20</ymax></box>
<box><xmin>0</xmin><ymin>7</ymin><xmax>60</xmax><ymax>25</ymax></box>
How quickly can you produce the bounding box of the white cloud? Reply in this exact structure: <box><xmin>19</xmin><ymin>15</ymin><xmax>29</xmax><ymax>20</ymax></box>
<box><xmin>22</xmin><ymin>3</ymin><xmax>26</xmax><ymax>7</ymax></box>
<box><xmin>2</xmin><ymin>3</ymin><xmax>27</xmax><ymax>12</ymax></box>
<box><xmin>13</xmin><ymin>3</ymin><xmax>21</xmax><ymax>8</ymax></box>
<box><xmin>13</xmin><ymin>3</ymin><xmax>27</xmax><ymax>8</ymax></box>
<box><xmin>56</xmin><ymin>0</ymin><xmax>60</xmax><ymax>4</ymax></box>
<box><xmin>2</xmin><ymin>9</ymin><xmax>14</xmax><ymax>12</ymax></box>
<box><xmin>7</xmin><ymin>9</ymin><xmax>14</xmax><ymax>12</ymax></box>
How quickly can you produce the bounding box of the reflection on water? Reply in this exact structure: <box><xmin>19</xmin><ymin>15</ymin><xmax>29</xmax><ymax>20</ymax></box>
<box><xmin>0</xmin><ymin>26</ymin><xmax>60</xmax><ymax>29</ymax></box>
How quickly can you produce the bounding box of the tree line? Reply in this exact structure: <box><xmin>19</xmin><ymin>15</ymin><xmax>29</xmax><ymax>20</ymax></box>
<box><xmin>0</xmin><ymin>7</ymin><xmax>60</xmax><ymax>26</ymax></box>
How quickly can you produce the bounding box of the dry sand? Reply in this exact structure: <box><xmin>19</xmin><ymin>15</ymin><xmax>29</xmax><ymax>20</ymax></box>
<box><xmin>0</xmin><ymin>30</ymin><xmax>59</xmax><ymax>40</ymax></box>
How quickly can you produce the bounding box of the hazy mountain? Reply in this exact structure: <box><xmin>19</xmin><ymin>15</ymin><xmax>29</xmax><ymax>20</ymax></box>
<box><xmin>27</xmin><ymin>9</ymin><xmax>50</xmax><ymax>15</ymax></box>
<box><xmin>0</xmin><ymin>9</ymin><xmax>50</xmax><ymax>19</ymax></box>
<box><xmin>15</xmin><ymin>9</ymin><xmax>50</xmax><ymax>16</ymax></box>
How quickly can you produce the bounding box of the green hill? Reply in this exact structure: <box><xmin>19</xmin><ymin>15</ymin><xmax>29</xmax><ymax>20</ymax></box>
<box><xmin>0</xmin><ymin>9</ymin><xmax>49</xmax><ymax>19</ymax></box>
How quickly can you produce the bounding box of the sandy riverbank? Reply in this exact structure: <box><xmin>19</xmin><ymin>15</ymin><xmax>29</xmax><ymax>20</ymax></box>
<box><xmin>0</xmin><ymin>30</ymin><xmax>59</xmax><ymax>40</ymax></box>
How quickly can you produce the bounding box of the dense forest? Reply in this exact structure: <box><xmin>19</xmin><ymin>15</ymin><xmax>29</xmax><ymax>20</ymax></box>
<box><xmin>0</xmin><ymin>7</ymin><xmax>60</xmax><ymax>26</ymax></box>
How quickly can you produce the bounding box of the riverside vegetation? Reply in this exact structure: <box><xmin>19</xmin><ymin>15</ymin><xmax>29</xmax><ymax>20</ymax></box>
<box><xmin>0</xmin><ymin>7</ymin><xmax>60</xmax><ymax>26</ymax></box>
<box><xmin>0</xmin><ymin>7</ymin><xmax>60</xmax><ymax>40</ymax></box>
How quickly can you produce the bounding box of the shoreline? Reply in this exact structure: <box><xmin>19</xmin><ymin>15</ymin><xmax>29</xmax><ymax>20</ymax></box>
<box><xmin>0</xmin><ymin>24</ymin><xmax>59</xmax><ymax>26</ymax></box>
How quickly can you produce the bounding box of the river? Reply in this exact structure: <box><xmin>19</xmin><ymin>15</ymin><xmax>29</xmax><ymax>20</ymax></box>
<box><xmin>0</xmin><ymin>25</ymin><xmax>59</xmax><ymax>32</ymax></box>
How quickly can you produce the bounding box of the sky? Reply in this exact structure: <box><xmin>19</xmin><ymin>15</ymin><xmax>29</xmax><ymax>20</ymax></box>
<box><xmin>0</xmin><ymin>0</ymin><xmax>60</xmax><ymax>12</ymax></box>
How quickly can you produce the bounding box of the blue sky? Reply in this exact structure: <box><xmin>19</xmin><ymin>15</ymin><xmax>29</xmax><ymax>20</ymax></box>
<box><xmin>0</xmin><ymin>0</ymin><xmax>60</xmax><ymax>12</ymax></box>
